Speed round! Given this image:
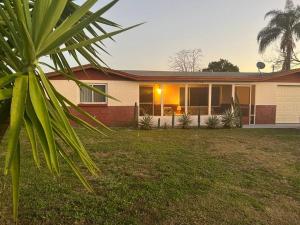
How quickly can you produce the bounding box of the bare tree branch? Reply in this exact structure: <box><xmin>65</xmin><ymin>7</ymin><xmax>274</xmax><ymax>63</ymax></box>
<box><xmin>169</xmin><ymin>49</ymin><xmax>202</xmax><ymax>72</ymax></box>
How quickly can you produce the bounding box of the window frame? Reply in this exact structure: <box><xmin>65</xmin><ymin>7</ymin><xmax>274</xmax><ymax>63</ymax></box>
<box><xmin>139</xmin><ymin>85</ymin><xmax>155</xmax><ymax>116</ymax></box>
<box><xmin>79</xmin><ymin>83</ymin><xmax>108</xmax><ymax>104</ymax></box>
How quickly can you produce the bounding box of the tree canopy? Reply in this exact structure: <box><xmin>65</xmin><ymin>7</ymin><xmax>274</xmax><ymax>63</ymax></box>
<box><xmin>202</xmin><ymin>59</ymin><xmax>239</xmax><ymax>72</ymax></box>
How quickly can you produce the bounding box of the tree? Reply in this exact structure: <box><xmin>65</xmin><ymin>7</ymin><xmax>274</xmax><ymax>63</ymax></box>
<box><xmin>169</xmin><ymin>49</ymin><xmax>202</xmax><ymax>72</ymax></box>
<box><xmin>202</xmin><ymin>59</ymin><xmax>239</xmax><ymax>72</ymax></box>
<box><xmin>0</xmin><ymin>0</ymin><xmax>140</xmax><ymax>221</ymax></box>
<box><xmin>257</xmin><ymin>0</ymin><xmax>300</xmax><ymax>71</ymax></box>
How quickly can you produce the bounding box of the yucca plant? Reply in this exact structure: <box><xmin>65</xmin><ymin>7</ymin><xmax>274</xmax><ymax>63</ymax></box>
<box><xmin>221</xmin><ymin>109</ymin><xmax>237</xmax><ymax>128</ymax></box>
<box><xmin>139</xmin><ymin>115</ymin><xmax>153</xmax><ymax>130</ymax></box>
<box><xmin>178</xmin><ymin>113</ymin><xmax>192</xmax><ymax>129</ymax></box>
<box><xmin>206</xmin><ymin>115</ymin><xmax>221</xmax><ymax>129</ymax></box>
<box><xmin>0</xmin><ymin>0</ymin><xmax>141</xmax><ymax>221</ymax></box>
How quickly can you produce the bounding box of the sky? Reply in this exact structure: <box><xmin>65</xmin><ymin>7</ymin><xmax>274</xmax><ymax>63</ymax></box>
<box><xmin>75</xmin><ymin>0</ymin><xmax>300</xmax><ymax>72</ymax></box>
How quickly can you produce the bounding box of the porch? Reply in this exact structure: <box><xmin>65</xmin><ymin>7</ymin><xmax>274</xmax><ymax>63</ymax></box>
<box><xmin>139</xmin><ymin>83</ymin><xmax>256</xmax><ymax>126</ymax></box>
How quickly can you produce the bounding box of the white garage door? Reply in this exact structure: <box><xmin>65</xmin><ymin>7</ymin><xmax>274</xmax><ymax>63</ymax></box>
<box><xmin>276</xmin><ymin>86</ymin><xmax>300</xmax><ymax>123</ymax></box>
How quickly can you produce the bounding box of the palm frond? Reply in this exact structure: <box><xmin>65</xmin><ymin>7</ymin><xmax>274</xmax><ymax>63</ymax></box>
<box><xmin>293</xmin><ymin>22</ymin><xmax>300</xmax><ymax>38</ymax></box>
<box><xmin>0</xmin><ymin>0</ymin><xmax>142</xmax><ymax>221</ymax></box>
<box><xmin>265</xmin><ymin>9</ymin><xmax>284</xmax><ymax>19</ymax></box>
<box><xmin>257</xmin><ymin>27</ymin><xmax>282</xmax><ymax>52</ymax></box>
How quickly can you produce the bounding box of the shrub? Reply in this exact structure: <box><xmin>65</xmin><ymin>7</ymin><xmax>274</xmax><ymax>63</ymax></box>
<box><xmin>206</xmin><ymin>115</ymin><xmax>221</xmax><ymax>129</ymax></box>
<box><xmin>221</xmin><ymin>110</ymin><xmax>237</xmax><ymax>128</ymax></box>
<box><xmin>178</xmin><ymin>114</ymin><xmax>192</xmax><ymax>129</ymax></box>
<box><xmin>139</xmin><ymin>115</ymin><xmax>153</xmax><ymax>130</ymax></box>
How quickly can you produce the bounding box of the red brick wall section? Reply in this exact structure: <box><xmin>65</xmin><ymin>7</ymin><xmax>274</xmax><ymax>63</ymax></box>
<box><xmin>242</xmin><ymin>116</ymin><xmax>249</xmax><ymax>125</ymax></box>
<box><xmin>70</xmin><ymin>105</ymin><xmax>135</xmax><ymax>127</ymax></box>
<box><xmin>255</xmin><ymin>105</ymin><xmax>276</xmax><ymax>124</ymax></box>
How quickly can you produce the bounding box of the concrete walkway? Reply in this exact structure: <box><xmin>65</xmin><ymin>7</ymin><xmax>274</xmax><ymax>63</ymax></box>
<box><xmin>244</xmin><ymin>124</ymin><xmax>300</xmax><ymax>129</ymax></box>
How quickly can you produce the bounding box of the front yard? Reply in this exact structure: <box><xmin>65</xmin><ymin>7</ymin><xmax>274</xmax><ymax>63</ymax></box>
<box><xmin>0</xmin><ymin>128</ymin><xmax>299</xmax><ymax>225</ymax></box>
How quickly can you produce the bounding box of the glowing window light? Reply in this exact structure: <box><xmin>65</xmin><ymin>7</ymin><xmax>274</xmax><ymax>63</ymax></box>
<box><xmin>156</xmin><ymin>87</ymin><xmax>162</xmax><ymax>95</ymax></box>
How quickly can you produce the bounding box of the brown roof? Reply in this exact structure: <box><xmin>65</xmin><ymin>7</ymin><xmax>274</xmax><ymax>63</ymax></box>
<box><xmin>47</xmin><ymin>64</ymin><xmax>300</xmax><ymax>83</ymax></box>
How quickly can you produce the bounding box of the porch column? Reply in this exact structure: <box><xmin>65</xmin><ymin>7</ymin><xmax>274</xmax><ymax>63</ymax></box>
<box><xmin>208</xmin><ymin>84</ymin><xmax>212</xmax><ymax>115</ymax></box>
<box><xmin>160</xmin><ymin>84</ymin><xmax>164</xmax><ymax>117</ymax></box>
<box><xmin>231</xmin><ymin>84</ymin><xmax>235</xmax><ymax>111</ymax></box>
<box><xmin>249</xmin><ymin>85</ymin><xmax>252</xmax><ymax>125</ymax></box>
<box><xmin>185</xmin><ymin>84</ymin><xmax>188</xmax><ymax>114</ymax></box>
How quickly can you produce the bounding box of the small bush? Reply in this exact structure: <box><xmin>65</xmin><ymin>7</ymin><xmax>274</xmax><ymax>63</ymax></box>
<box><xmin>206</xmin><ymin>115</ymin><xmax>221</xmax><ymax>129</ymax></box>
<box><xmin>139</xmin><ymin>115</ymin><xmax>153</xmax><ymax>130</ymax></box>
<box><xmin>178</xmin><ymin>114</ymin><xmax>192</xmax><ymax>129</ymax></box>
<box><xmin>221</xmin><ymin>110</ymin><xmax>236</xmax><ymax>128</ymax></box>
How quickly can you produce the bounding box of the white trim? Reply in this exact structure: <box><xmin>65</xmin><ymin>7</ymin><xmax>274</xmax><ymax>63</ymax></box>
<box><xmin>232</xmin><ymin>84</ymin><xmax>235</xmax><ymax>111</ymax></box>
<box><xmin>152</xmin><ymin>86</ymin><xmax>155</xmax><ymax>116</ymax></box>
<box><xmin>160</xmin><ymin>84</ymin><xmax>164</xmax><ymax>116</ymax></box>
<box><xmin>249</xmin><ymin>85</ymin><xmax>252</xmax><ymax>125</ymax></box>
<box><xmin>253</xmin><ymin>85</ymin><xmax>257</xmax><ymax>125</ymax></box>
<box><xmin>185</xmin><ymin>84</ymin><xmax>188</xmax><ymax>114</ymax></box>
<box><xmin>208</xmin><ymin>84</ymin><xmax>212</xmax><ymax>115</ymax></box>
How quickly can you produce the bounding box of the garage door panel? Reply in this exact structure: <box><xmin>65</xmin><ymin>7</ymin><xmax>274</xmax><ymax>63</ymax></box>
<box><xmin>276</xmin><ymin>86</ymin><xmax>300</xmax><ymax>123</ymax></box>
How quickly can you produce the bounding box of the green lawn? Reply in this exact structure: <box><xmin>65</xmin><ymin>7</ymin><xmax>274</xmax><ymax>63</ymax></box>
<box><xmin>0</xmin><ymin>128</ymin><xmax>300</xmax><ymax>225</ymax></box>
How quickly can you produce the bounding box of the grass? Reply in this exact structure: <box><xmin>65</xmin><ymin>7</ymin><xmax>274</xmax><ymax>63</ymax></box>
<box><xmin>0</xmin><ymin>128</ymin><xmax>300</xmax><ymax>225</ymax></box>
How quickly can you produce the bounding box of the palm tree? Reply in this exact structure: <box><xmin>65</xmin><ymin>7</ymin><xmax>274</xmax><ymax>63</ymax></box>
<box><xmin>257</xmin><ymin>0</ymin><xmax>300</xmax><ymax>71</ymax></box>
<box><xmin>0</xmin><ymin>0</ymin><xmax>141</xmax><ymax>221</ymax></box>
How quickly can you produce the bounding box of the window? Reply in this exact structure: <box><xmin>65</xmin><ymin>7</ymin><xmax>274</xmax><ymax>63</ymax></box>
<box><xmin>189</xmin><ymin>87</ymin><xmax>208</xmax><ymax>106</ymax></box>
<box><xmin>188</xmin><ymin>86</ymin><xmax>209</xmax><ymax>115</ymax></box>
<box><xmin>139</xmin><ymin>85</ymin><xmax>162</xmax><ymax>116</ymax></box>
<box><xmin>163</xmin><ymin>85</ymin><xmax>185</xmax><ymax>116</ymax></box>
<box><xmin>80</xmin><ymin>84</ymin><xmax>107</xmax><ymax>103</ymax></box>
<box><xmin>180</xmin><ymin>87</ymin><xmax>185</xmax><ymax>106</ymax></box>
<box><xmin>139</xmin><ymin>86</ymin><xmax>154</xmax><ymax>116</ymax></box>
<box><xmin>140</xmin><ymin>86</ymin><xmax>153</xmax><ymax>103</ymax></box>
<box><xmin>211</xmin><ymin>87</ymin><xmax>220</xmax><ymax>107</ymax></box>
<box><xmin>211</xmin><ymin>85</ymin><xmax>232</xmax><ymax>115</ymax></box>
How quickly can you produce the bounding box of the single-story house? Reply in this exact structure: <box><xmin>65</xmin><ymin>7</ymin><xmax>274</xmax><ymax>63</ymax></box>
<box><xmin>48</xmin><ymin>64</ymin><xmax>300</xmax><ymax>127</ymax></box>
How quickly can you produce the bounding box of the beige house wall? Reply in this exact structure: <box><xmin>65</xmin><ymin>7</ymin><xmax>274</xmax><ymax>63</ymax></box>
<box><xmin>50</xmin><ymin>80</ymin><xmax>139</xmax><ymax>106</ymax></box>
<box><xmin>51</xmin><ymin>79</ymin><xmax>300</xmax><ymax>124</ymax></box>
<box><xmin>50</xmin><ymin>80</ymin><xmax>79</xmax><ymax>104</ymax></box>
<box><xmin>255</xmin><ymin>82</ymin><xmax>300</xmax><ymax>106</ymax></box>
<box><xmin>106</xmin><ymin>81</ymin><xmax>139</xmax><ymax>106</ymax></box>
<box><xmin>255</xmin><ymin>83</ymin><xmax>277</xmax><ymax>105</ymax></box>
